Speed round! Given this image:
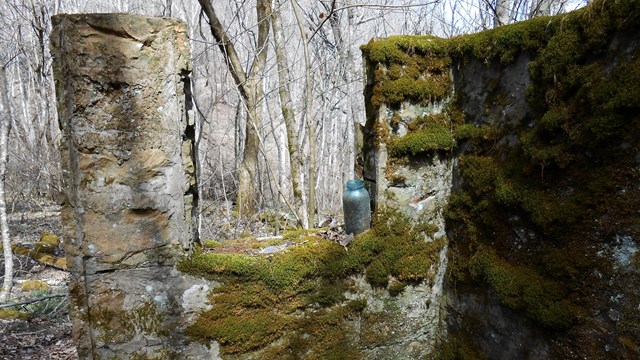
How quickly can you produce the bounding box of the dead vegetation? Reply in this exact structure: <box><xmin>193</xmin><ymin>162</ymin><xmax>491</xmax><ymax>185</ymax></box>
<box><xmin>0</xmin><ymin>202</ymin><xmax>75</xmax><ymax>360</ymax></box>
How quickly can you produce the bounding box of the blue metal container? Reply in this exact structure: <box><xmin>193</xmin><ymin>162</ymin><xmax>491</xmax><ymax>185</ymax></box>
<box><xmin>343</xmin><ymin>179</ymin><xmax>371</xmax><ymax>235</ymax></box>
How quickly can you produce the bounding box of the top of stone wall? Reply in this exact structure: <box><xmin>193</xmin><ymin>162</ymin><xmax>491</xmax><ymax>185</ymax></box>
<box><xmin>51</xmin><ymin>13</ymin><xmax>191</xmax><ymax>85</ymax></box>
<box><xmin>52</xmin><ymin>13</ymin><xmax>188</xmax><ymax>40</ymax></box>
<box><xmin>361</xmin><ymin>0</ymin><xmax>639</xmax><ymax>109</ymax></box>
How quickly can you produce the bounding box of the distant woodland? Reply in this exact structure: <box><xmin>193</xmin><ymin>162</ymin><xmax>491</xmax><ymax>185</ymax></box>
<box><xmin>0</xmin><ymin>0</ymin><xmax>585</xmax><ymax>227</ymax></box>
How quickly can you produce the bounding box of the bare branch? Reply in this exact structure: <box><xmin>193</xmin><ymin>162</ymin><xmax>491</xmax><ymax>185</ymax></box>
<box><xmin>196</xmin><ymin>0</ymin><xmax>249</xmax><ymax>98</ymax></box>
<box><xmin>308</xmin><ymin>0</ymin><xmax>442</xmax><ymax>43</ymax></box>
<box><xmin>0</xmin><ymin>293</ymin><xmax>67</xmax><ymax>309</ymax></box>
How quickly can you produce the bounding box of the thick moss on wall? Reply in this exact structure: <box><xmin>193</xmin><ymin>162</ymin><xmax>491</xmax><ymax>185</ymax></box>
<box><xmin>454</xmin><ymin>1</ymin><xmax>638</xmax><ymax>357</ymax></box>
<box><xmin>361</xmin><ymin>15</ymin><xmax>557</xmax><ymax>110</ymax></box>
<box><xmin>469</xmin><ymin>247</ymin><xmax>584</xmax><ymax>329</ymax></box>
<box><xmin>179</xmin><ymin>211</ymin><xmax>445</xmax><ymax>357</ymax></box>
<box><xmin>365</xmin><ymin>0</ymin><xmax>640</xmax><ymax>357</ymax></box>
<box><xmin>362</xmin><ymin>0</ymin><xmax>639</xmax><ymax>111</ymax></box>
<box><xmin>362</xmin><ymin>36</ymin><xmax>452</xmax><ymax>108</ymax></box>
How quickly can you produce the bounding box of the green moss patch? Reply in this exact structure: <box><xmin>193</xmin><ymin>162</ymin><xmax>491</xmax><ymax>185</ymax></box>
<box><xmin>383</xmin><ymin>108</ymin><xmax>474</xmax><ymax>159</ymax></box>
<box><xmin>9</xmin><ymin>245</ymin><xmax>67</xmax><ymax>270</ymax></box>
<box><xmin>389</xmin><ymin>123</ymin><xmax>455</xmax><ymax>156</ymax></box>
<box><xmin>363</xmin><ymin>36</ymin><xmax>452</xmax><ymax>108</ymax></box>
<box><xmin>468</xmin><ymin>247</ymin><xmax>583</xmax><ymax>329</ymax></box>
<box><xmin>3</xmin><ymin>236</ymin><xmax>67</xmax><ymax>271</ymax></box>
<box><xmin>188</xmin><ymin>307</ymin><xmax>287</xmax><ymax>354</ymax></box>
<box><xmin>0</xmin><ymin>309</ymin><xmax>29</xmax><ymax>321</ymax></box>
<box><xmin>91</xmin><ymin>301</ymin><xmax>168</xmax><ymax>344</ymax></box>
<box><xmin>21</xmin><ymin>280</ymin><xmax>49</xmax><ymax>292</ymax></box>
<box><xmin>34</xmin><ymin>232</ymin><xmax>60</xmax><ymax>254</ymax></box>
<box><xmin>179</xmin><ymin>211</ymin><xmax>446</xmax><ymax>356</ymax></box>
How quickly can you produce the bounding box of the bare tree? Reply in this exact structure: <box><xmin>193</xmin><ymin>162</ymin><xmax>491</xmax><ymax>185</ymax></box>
<box><xmin>271</xmin><ymin>0</ymin><xmax>305</xmax><ymax>226</ymax></box>
<box><xmin>197</xmin><ymin>0</ymin><xmax>272</xmax><ymax>217</ymax></box>
<box><xmin>0</xmin><ymin>0</ymin><xmax>61</xmax><ymax>208</ymax></box>
<box><xmin>0</xmin><ymin>65</ymin><xmax>14</xmax><ymax>303</ymax></box>
<box><xmin>290</xmin><ymin>0</ymin><xmax>316</xmax><ymax>228</ymax></box>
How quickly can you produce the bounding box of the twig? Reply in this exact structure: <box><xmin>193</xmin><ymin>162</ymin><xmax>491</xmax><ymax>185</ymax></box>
<box><xmin>13</xmin><ymin>328</ymin><xmax>49</xmax><ymax>336</ymax></box>
<box><xmin>0</xmin><ymin>293</ymin><xmax>67</xmax><ymax>309</ymax></box>
<box><xmin>256</xmin><ymin>235</ymin><xmax>284</xmax><ymax>241</ymax></box>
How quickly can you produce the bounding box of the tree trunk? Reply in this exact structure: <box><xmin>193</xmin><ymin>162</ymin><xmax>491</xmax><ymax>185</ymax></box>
<box><xmin>271</xmin><ymin>0</ymin><xmax>304</xmax><ymax>227</ymax></box>
<box><xmin>0</xmin><ymin>66</ymin><xmax>14</xmax><ymax>303</ymax></box>
<box><xmin>494</xmin><ymin>0</ymin><xmax>511</xmax><ymax>27</ymax></box>
<box><xmin>328</xmin><ymin>2</ymin><xmax>358</xmax><ymax>184</ymax></box>
<box><xmin>291</xmin><ymin>0</ymin><xmax>316</xmax><ymax>228</ymax></box>
<box><xmin>197</xmin><ymin>0</ymin><xmax>271</xmax><ymax>217</ymax></box>
<box><xmin>530</xmin><ymin>0</ymin><xmax>553</xmax><ymax>17</ymax></box>
<box><xmin>238</xmin><ymin>94</ymin><xmax>262</xmax><ymax>215</ymax></box>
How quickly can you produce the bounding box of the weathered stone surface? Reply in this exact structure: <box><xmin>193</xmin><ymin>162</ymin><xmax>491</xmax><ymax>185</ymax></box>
<box><xmin>346</xmin><ymin>245</ymin><xmax>448</xmax><ymax>359</ymax></box>
<box><xmin>51</xmin><ymin>14</ymin><xmax>208</xmax><ymax>359</ymax></box>
<box><xmin>455</xmin><ymin>52</ymin><xmax>533</xmax><ymax>128</ymax></box>
<box><xmin>363</xmin><ymin>92</ymin><xmax>454</xmax><ymax>238</ymax></box>
<box><xmin>358</xmin><ymin>53</ymin><xmax>455</xmax><ymax>358</ymax></box>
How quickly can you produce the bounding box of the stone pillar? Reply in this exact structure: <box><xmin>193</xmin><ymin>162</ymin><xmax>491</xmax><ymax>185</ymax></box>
<box><xmin>51</xmin><ymin>14</ymin><xmax>209</xmax><ymax>359</ymax></box>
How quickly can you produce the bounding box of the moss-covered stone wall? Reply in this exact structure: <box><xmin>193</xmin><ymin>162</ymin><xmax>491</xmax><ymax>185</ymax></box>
<box><xmin>362</xmin><ymin>0</ymin><xmax>640</xmax><ymax>358</ymax></box>
<box><xmin>178</xmin><ymin>211</ymin><xmax>448</xmax><ymax>359</ymax></box>
<box><xmin>73</xmin><ymin>2</ymin><xmax>639</xmax><ymax>358</ymax></box>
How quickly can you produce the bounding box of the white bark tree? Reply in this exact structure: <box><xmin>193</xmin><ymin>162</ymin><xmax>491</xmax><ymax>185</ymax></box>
<box><xmin>495</xmin><ymin>0</ymin><xmax>511</xmax><ymax>26</ymax></box>
<box><xmin>0</xmin><ymin>65</ymin><xmax>14</xmax><ymax>303</ymax></box>
<box><xmin>290</xmin><ymin>0</ymin><xmax>316</xmax><ymax>228</ymax></box>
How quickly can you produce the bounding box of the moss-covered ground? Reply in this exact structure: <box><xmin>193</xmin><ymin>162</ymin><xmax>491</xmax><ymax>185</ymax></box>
<box><xmin>178</xmin><ymin>211</ymin><xmax>445</xmax><ymax>357</ymax></box>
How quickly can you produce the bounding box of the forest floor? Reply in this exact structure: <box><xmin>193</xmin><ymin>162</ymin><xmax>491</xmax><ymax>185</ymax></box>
<box><xmin>0</xmin><ymin>200</ymin><xmax>341</xmax><ymax>359</ymax></box>
<box><xmin>0</xmin><ymin>203</ymin><xmax>75</xmax><ymax>360</ymax></box>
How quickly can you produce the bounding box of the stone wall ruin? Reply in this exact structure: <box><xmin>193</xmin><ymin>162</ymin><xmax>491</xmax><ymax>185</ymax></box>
<box><xmin>51</xmin><ymin>14</ymin><xmax>213</xmax><ymax>359</ymax></box>
<box><xmin>361</xmin><ymin>1</ymin><xmax>640</xmax><ymax>358</ymax></box>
